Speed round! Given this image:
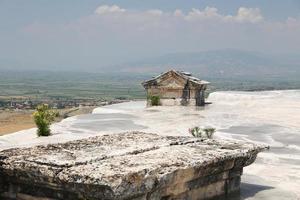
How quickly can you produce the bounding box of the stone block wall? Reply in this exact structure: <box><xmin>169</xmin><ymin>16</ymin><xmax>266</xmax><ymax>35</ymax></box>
<box><xmin>0</xmin><ymin>132</ymin><xmax>267</xmax><ymax>200</ymax></box>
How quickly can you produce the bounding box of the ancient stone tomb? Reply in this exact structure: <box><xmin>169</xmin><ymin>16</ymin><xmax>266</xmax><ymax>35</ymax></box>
<box><xmin>0</xmin><ymin>132</ymin><xmax>266</xmax><ymax>200</ymax></box>
<box><xmin>142</xmin><ymin>70</ymin><xmax>209</xmax><ymax>106</ymax></box>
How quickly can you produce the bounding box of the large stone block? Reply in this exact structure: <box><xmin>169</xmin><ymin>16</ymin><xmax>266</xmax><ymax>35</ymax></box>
<box><xmin>0</xmin><ymin>132</ymin><xmax>267</xmax><ymax>200</ymax></box>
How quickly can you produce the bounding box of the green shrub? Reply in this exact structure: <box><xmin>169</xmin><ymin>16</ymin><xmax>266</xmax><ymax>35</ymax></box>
<box><xmin>33</xmin><ymin>104</ymin><xmax>58</xmax><ymax>137</ymax></box>
<box><xmin>203</xmin><ymin>128</ymin><xmax>216</xmax><ymax>139</ymax></box>
<box><xmin>189</xmin><ymin>126</ymin><xmax>203</xmax><ymax>137</ymax></box>
<box><xmin>148</xmin><ymin>95</ymin><xmax>160</xmax><ymax>106</ymax></box>
<box><xmin>189</xmin><ymin>127</ymin><xmax>216</xmax><ymax>139</ymax></box>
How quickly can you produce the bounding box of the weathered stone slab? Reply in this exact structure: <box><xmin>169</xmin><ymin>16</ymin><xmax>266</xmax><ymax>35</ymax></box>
<box><xmin>0</xmin><ymin>132</ymin><xmax>267</xmax><ymax>200</ymax></box>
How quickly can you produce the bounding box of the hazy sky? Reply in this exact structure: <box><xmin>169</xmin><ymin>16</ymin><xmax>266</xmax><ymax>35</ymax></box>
<box><xmin>0</xmin><ymin>0</ymin><xmax>300</xmax><ymax>70</ymax></box>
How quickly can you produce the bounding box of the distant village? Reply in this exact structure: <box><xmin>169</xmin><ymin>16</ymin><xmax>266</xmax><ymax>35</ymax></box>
<box><xmin>0</xmin><ymin>97</ymin><xmax>127</xmax><ymax>111</ymax></box>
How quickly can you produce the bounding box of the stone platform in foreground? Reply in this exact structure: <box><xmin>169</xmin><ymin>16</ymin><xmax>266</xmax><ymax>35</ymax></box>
<box><xmin>0</xmin><ymin>132</ymin><xmax>267</xmax><ymax>200</ymax></box>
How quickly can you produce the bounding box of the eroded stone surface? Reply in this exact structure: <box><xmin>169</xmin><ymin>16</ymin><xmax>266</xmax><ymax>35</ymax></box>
<box><xmin>0</xmin><ymin>132</ymin><xmax>267</xmax><ymax>200</ymax></box>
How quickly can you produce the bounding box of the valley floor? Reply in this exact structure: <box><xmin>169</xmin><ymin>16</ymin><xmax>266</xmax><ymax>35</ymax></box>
<box><xmin>0</xmin><ymin>110</ymin><xmax>35</xmax><ymax>136</ymax></box>
<box><xmin>0</xmin><ymin>106</ymin><xmax>95</xmax><ymax>136</ymax></box>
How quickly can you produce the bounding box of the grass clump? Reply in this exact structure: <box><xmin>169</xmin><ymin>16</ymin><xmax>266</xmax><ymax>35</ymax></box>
<box><xmin>148</xmin><ymin>95</ymin><xmax>160</xmax><ymax>106</ymax></box>
<box><xmin>33</xmin><ymin>104</ymin><xmax>58</xmax><ymax>137</ymax></box>
<box><xmin>189</xmin><ymin>126</ymin><xmax>202</xmax><ymax>137</ymax></box>
<box><xmin>203</xmin><ymin>128</ymin><xmax>216</xmax><ymax>139</ymax></box>
<box><xmin>189</xmin><ymin>127</ymin><xmax>216</xmax><ymax>139</ymax></box>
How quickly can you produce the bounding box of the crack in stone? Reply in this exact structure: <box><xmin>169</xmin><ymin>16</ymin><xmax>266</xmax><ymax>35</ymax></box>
<box><xmin>24</xmin><ymin>146</ymin><xmax>162</xmax><ymax>168</ymax></box>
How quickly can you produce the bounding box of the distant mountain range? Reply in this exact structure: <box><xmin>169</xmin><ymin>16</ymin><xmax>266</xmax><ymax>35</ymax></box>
<box><xmin>1</xmin><ymin>49</ymin><xmax>300</xmax><ymax>92</ymax></box>
<box><xmin>1</xmin><ymin>49</ymin><xmax>299</xmax><ymax>81</ymax></box>
<box><xmin>114</xmin><ymin>49</ymin><xmax>300</xmax><ymax>79</ymax></box>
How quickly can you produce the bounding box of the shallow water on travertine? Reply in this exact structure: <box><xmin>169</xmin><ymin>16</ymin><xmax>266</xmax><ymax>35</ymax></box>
<box><xmin>0</xmin><ymin>90</ymin><xmax>300</xmax><ymax>199</ymax></box>
<box><xmin>206</xmin><ymin>90</ymin><xmax>300</xmax><ymax>200</ymax></box>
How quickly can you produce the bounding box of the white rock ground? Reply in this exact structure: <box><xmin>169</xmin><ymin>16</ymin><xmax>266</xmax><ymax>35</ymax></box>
<box><xmin>1</xmin><ymin>90</ymin><xmax>300</xmax><ymax>199</ymax></box>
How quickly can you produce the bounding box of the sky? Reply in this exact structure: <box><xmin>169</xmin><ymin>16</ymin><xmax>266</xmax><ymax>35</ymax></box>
<box><xmin>0</xmin><ymin>0</ymin><xmax>300</xmax><ymax>71</ymax></box>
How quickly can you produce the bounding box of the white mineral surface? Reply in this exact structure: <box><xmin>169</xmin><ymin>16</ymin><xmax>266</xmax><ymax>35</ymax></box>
<box><xmin>1</xmin><ymin>90</ymin><xmax>300</xmax><ymax>199</ymax></box>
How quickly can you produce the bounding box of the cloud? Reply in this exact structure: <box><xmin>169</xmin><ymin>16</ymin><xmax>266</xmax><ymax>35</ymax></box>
<box><xmin>184</xmin><ymin>6</ymin><xmax>263</xmax><ymax>23</ymax></box>
<box><xmin>94</xmin><ymin>5</ymin><xmax>263</xmax><ymax>24</ymax></box>
<box><xmin>174</xmin><ymin>9</ymin><xmax>184</xmax><ymax>17</ymax></box>
<box><xmin>235</xmin><ymin>7</ymin><xmax>263</xmax><ymax>23</ymax></box>
<box><xmin>21</xmin><ymin>4</ymin><xmax>300</xmax><ymax>61</ymax></box>
<box><xmin>185</xmin><ymin>7</ymin><xmax>222</xmax><ymax>21</ymax></box>
<box><xmin>94</xmin><ymin>5</ymin><xmax>126</xmax><ymax>15</ymax></box>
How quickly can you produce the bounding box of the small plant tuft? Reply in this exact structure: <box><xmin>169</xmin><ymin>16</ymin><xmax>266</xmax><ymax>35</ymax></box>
<box><xmin>189</xmin><ymin>126</ymin><xmax>216</xmax><ymax>139</ymax></box>
<box><xmin>189</xmin><ymin>126</ymin><xmax>202</xmax><ymax>137</ymax></box>
<box><xmin>33</xmin><ymin>104</ymin><xmax>59</xmax><ymax>137</ymax></box>
<box><xmin>203</xmin><ymin>128</ymin><xmax>216</xmax><ymax>139</ymax></box>
<box><xmin>148</xmin><ymin>95</ymin><xmax>160</xmax><ymax>106</ymax></box>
